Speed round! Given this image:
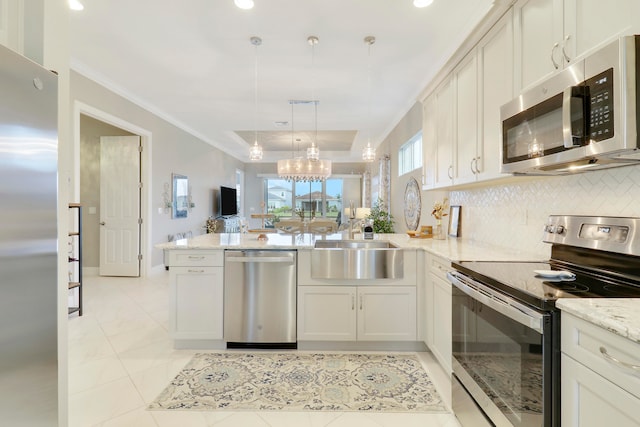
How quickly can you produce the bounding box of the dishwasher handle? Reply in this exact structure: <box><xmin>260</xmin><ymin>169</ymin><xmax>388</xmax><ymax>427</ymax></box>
<box><xmin>226</xmin><ymin>256</ymin><xmax>294</xmax><ymax>263</ymax></box>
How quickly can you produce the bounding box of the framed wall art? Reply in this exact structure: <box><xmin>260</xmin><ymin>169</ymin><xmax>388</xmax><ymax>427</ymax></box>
<box><xmin>448</xmin><ymin>205</ymin><xmax>461</xmax><ymax>237</ymax></box>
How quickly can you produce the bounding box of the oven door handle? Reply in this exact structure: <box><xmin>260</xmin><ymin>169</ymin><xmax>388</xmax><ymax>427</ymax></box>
<box><xmin>447</xmin><ymin>271</ymin><xmax>545</xmax><ymax>334</ymax></box>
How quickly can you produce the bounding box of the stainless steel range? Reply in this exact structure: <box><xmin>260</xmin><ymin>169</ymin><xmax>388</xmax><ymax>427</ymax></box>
<box><xmin>447</xmin><ymin>215</ymin><xmax>640</xmax><ymax>427</ymax></box>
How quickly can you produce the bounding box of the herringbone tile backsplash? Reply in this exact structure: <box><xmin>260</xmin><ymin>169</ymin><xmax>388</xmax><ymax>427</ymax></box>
<box><xmin>449</xmin><ymin>165</ymin><xmax>640</xmax><ymax>258</ymax></box>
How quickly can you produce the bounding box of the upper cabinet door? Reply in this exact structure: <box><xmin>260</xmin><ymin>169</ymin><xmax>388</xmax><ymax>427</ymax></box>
<box><xmin>454</xmin><ymin>53</ymin><xmax>479</xmax><ymax>186</ymax></box>
<box><xmin>564</xmin><ymin>0</ymin><xmax>640</xmax><ymax>62</ymax></box>
<box><xmin>478</xmin><ymin>9</ymin><xmax>514</xmax><ymax>182</ymax></box>
<box><xmin>435</xmin><ymin>77</ymin><xmax>454</xmax><ymax>188</ymax></box>
<box><xmin>514</xmin><ymin>0</ymin><xmax>564</xmax><ymax>92</ymax></box>
<box><xmin>422</xmin><ymin>94</ymin><xmax>437</xmax><ymax>190</ymax></box>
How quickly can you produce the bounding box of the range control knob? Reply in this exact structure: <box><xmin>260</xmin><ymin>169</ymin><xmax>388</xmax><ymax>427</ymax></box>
<box><xmin>555</xmin><ymin>225</ymin><xmax>565</xmax><ymax>234</ymax></box>
<box><xmin>544</xmin><ymin>224</ymin><xmax>555</xmax><ymax>233</ymax></box>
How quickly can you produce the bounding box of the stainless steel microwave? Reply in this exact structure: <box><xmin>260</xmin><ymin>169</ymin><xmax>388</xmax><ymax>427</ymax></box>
<box><xmin>500</xmin><ymin>35</ymin><xmax>640</xmax><ymax>175</ymax></box>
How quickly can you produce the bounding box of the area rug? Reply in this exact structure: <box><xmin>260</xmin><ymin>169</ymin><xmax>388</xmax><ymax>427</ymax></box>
<box><xmin>148</xmin><ymin>352</ymin><xmax>447</xmax><ymax>412</ymax></box>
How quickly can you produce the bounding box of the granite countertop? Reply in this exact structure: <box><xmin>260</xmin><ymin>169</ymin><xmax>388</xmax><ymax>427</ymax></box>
<box><xmin>156</xmin><ymin>232</ymin><xmax>541</xmax><ymax>262</ymax></box>
<box><xmin>556</xmin><ymin>299</ymin><xmax>640</xmax><ymax>345</ymax></box>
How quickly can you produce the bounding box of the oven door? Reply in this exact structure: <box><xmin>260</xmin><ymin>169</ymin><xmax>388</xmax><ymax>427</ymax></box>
<box><xmin>448</xmin><ymin>271</ymin><xmax>557</xmax><ymax>427</ymax></box>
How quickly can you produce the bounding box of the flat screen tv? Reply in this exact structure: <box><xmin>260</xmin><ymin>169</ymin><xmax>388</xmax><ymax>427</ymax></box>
<box><xmin>219</xmin><ymin>186</ymin><xmax>238</xmax><ymax>217</ymax></box>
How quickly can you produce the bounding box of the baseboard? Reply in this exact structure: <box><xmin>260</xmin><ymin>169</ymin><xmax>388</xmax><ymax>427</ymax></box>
<box><xmin>82</xmin><ymin>267</ymin><xmax>99</xmax><ymax>277</ymax></box>
<box><xmin>297</xmin><ymin>341</ymin><xmax>428</xmax><ymax>352</ymax></box>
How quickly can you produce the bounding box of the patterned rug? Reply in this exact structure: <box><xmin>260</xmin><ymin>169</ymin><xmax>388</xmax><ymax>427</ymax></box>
<box><xmin>148</xmin><ymin>352</ymin><xmax>447</xmax><ymax>412</ymax></box>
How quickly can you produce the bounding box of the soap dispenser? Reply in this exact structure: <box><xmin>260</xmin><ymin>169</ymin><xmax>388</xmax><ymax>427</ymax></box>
<box><xmin>363</xmin><ymin>219</ymin><xmax>374</xmax><ymax>240</ymax></box>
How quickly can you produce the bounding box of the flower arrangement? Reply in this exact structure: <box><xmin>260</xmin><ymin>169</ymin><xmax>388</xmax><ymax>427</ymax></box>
<box><xmin>431</xmin><ymin>198</ymin><xmax>449</xmax><ymax>220</ymax></box>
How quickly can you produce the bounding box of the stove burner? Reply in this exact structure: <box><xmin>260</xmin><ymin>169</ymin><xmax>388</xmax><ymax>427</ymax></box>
<box><xmin>543</xmin><ymin>281</ymin><xmax>589</xmax><ymax>292</ymax></box>
<box><xmin>602</xmin><ymin>282</ymin><xmax>640</xmax><ymax>294</ymax></box>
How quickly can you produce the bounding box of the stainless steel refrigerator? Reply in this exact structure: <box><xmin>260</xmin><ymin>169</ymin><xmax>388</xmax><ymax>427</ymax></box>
<box><xmin>0</xmin><ymin>45</ymin><xmax>59</xmax><ymax>425</ymax></box>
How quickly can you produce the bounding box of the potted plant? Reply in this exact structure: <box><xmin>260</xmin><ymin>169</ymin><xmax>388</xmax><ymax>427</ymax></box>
<box><xmin>367</xmin><ymin>199</ymin><xmax>394</xmax><ymax>233</ymax></box>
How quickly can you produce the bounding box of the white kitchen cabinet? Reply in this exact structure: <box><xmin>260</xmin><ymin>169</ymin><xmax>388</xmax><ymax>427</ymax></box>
<box><xmin>453</xmin><ymin>52</ymin><xmax>479</xmax><ymax>185</ymax></box>
<box><xmin>421</xmin><ymin>76</ymin><xmax>454</xmax><ymax>189</ymax></box>
<box><xmin>168</xmin><ymin>250</ymin><xmax>224</xmax><ymax>341</ymax></box>
<box><xmin>514</xmin><ymin>0</ymin><xmax>640</xmax><ymax>92</ymax></box>
<box><xmin>357</xmin><ymin>286</ymin><xmax>417</xmax><ymax>341</ymax></box>
<box><xmin>476</xmin><ymin>9</ymin><xmax>513</xmax><ymax>182</ymax></box>
<box><xmin>423</xmin><ymin>11</ymin><xmax>513</xmax><ymax>188</ymax></box>
<box><xmin>298</xmin><ymin>285</ymin><xmax>417</xmax><ymax>342</ymax></box>
<box><xmin>513</xmin><ymin>0</ymin><xmax>563</xmax><ymax>91</ymax></box>
<box><xmin>435</xmin><ymin>76</ymin><xmax>455</xmax><ymax>188</ymax></box>
<box><xmin>297</xmin><ymin>286</ymin><xmax>357</xmax><ymax>341</ymax></box>
<box><xmin>561</xmin><ymin>313</ymin><xmax>640</xmax><ymax>426</ymax></box>
<box><xmin>564</xmin><ymin>0</ymin><xmax>640</xmax><ymax>63</ymax></box>
<box><xmin>425</xmin><ymin>254</ymin><xmax>452</xmax><ymax>374</ymax></box>
<box><xmin>421</xmin><ymin>93</ymin><xmax>437</xmax><ymax>189</ymax></box>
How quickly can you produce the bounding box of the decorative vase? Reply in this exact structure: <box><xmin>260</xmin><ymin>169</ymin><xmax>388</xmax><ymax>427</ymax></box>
<box><xmin>434</xmin><ymin>219</ymin><xmax>445</xmax><ymax>240</ymax></box>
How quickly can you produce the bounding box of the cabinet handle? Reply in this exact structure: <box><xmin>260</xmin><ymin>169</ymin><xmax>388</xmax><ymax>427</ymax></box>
<box><xmin>474</xmin><ymin>156</ymin><xmax>481</xmax><ymax>174</ymax></box>
<box><xmin>352</xmin><ymin>295</ymin><xmax>355</xmax><ymax>310</ymax></box>
<box><xmin>360</xmin><ymin>295</ymin><xmax>363</xmax><ymax>310</ymax></box>
<box><xmin>551</xmin><ymin>42</ymin><xmax>560</xmax><ymax>69</ymax></box>
<box><xmin>561</xmin><ymin>35</ymin><xmax>571</xmax><ymax>63</ymax></box>
<box><xmin>187</xmin><ymin>269</ymin><xmax>205</xmax><ymax>273</ymax></box>
<box><xmin>448</xmin><ymin>165</ymin><xmax>453</xmax><ymax>180</ymax></box>
<box><xmin>599</xmin><ymin>346</ymin><xmax>640</xmax><ymax>373</ymax></box>
<box><xmin>470</xmin><ymin>158</ymin><xmax>476</xmax><ymax>174</ymax></box>
<box><xmin>188</xmin><ymin>255</ymin><xmax>205</xmax><ymax>260</ymax></box>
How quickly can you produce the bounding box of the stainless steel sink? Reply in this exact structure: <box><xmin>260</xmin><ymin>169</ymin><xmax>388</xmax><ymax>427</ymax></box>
<box><xmin>313</xmin><ymin>240</ymin><xmax>398</xmax><ymax>249</ymax></box>
<box><xmin>311</xmin><ymin>240</ymin><xmax>403</xmax><ymax>279</ymax></box>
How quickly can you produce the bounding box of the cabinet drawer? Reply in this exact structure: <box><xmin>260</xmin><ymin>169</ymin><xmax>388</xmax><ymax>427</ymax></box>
<box><xmin>429</xmin><ymin>255</ymin><xmax>451</xmax><ymax>280</ymax></box>
<box><xmin>562</xmin><ymin>313</ymin><xmax>640</xmax><ymax>399</ymax></box>
<box><xmin>169</xmin><ymin>250</ymin><xmax>223</xmax><ymax>267</ymax></box>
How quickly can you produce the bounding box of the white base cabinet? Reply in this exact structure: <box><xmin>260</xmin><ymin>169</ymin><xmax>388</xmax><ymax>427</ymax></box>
<box><xmin>168</xmin><ymin>250</ymin><xmax>224</xmax><ymax>340</ymax></box>
<box><xmin>424</xmin><ymin>254</ymin><xmax>453</xmax><ymax>374</ymax></box>
<box><xmin>561</xmin><ymin>313</ymin><xmax>640</xmax><ymax>426</ymax></box>
<box><xmin>561</xmin><ymin>354</ymin><xmax>640</xmax><ymax>427</ymax></box>
<box><xmin>297</xmin><ymin>286</ymin><xmax>357</xmax><ymax>341</ymax></box>
<box><xmin>298</xmin><ymin>285</ymin><xmax>417</xmax><ymax>342</ymax></box>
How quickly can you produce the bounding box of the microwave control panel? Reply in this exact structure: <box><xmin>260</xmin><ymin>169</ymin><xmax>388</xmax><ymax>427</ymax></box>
<box><xmin>586</xmin><ymin>68</ymin><xmax>614</xmax><ymax>142</ymax></box>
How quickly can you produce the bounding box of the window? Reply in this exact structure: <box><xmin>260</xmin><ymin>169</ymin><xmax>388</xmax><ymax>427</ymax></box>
<box><xmin>265</xmin><ymin>178</ymin><xmax>343</xmax><ymax>221</ymax></box>
<box><xmin>398</xmin><ymin>132</ymin><xmax>422</xmax><ymax>176</ymax></box>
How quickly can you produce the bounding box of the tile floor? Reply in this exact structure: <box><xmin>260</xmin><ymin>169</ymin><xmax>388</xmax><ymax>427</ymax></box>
<box><xmin>67</xmin><ymin>273</ymin><xmax>461</xmax><ymax>427</ymax></box>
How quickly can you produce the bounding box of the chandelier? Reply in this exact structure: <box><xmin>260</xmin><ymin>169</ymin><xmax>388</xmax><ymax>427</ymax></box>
<box><xmin>277</xmin><ymin>100</ymin><xmax>332</xmax><ymax>182</ymax></box>
<box><xmin>248</xmin><ymin>36</ymin><xmax>263</xmax><ymax>161</ymax></box>
<box><xmin>362</xmin><ymin>36</ymin><xmax>377</xmax><ymax>162</ymax></box>
<box><xmin>277</xmin><ymin>36</ymin><xmax>331</xmax><ymax>182</ymax></box>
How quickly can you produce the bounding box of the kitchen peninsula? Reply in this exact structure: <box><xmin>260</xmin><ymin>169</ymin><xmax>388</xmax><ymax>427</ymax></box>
<box><xmin>158</xmin><ymin>232</ymin><xmax>539</xmax><ymax>352</ymax></box>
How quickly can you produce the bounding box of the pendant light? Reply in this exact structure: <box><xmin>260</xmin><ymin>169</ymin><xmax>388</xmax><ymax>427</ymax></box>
<box><xmin>306</xmin><ymin>36</ymin><xmax>320</xmax><ymax>161</ymax></box>
<box><xmin>362</xmin><ymin>36</ymin><xmax>377</xmax><ymax>162</ymax></box>
<box><xmin>248</xmin><ymin>36</ymin><xmax>263</xmax><ymax>161</ymax></box>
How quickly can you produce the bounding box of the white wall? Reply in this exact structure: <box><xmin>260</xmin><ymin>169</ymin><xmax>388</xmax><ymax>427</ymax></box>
<box><xmin>378</xmin><ymin>102</ymin><xmax>448</xmax><ymax>233</ymax></box>
<box><xmin>70</xmin><ymin>71</ymin><xmax>245</xmax><ymax>269</ymax></box>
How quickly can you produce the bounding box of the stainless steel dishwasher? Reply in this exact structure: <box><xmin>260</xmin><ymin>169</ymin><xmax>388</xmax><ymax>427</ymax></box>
<box><xmin>224</xmin><ymin>250</ymin><xmax>297</xmax><ymax>349</ymax></box>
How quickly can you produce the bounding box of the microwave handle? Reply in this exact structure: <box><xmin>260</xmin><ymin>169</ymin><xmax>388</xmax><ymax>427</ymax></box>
<box><xmin>562</xmin><ymin>85</ymin><xmax>587</xmax><ymax>148</ymax></box>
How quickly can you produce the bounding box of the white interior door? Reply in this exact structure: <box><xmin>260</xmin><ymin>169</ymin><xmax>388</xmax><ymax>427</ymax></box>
<box><xmin>99</xmin><ymin>136</ymin><xmax>141</xmax><ymax>276</ymax></box>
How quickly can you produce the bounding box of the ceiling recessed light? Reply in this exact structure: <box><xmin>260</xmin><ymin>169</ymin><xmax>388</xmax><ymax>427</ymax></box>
<box><xmin>69</xmin><ymin>0</ymin><xmax>84</xmax><ymax>11</ymax></box>
<box><xmin>234</xmin><ymin>0</ymin><xmax>254</xmax><ymax>10</ymax></box>
<box><xmin>413</xmin><ymin>0</ymin><xmax>434</xmax><ymax>7</ymax></box>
